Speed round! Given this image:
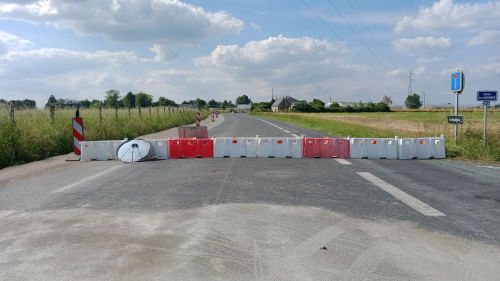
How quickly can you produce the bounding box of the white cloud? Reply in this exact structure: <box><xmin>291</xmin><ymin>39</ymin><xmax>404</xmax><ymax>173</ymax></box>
<box><xmin>0</xmin><ymin>30</ymin><xmax>32</xmax><ymax>55</ymax></box>
<box><xmin>394</xmin><ymin>0</ymin><xmax>500</xmax><ymax>33</ymax></box>
<box><xmin>414</xmin><ymin>66</ymin><xmax>426</xmax><ymax>76</ymax></box>
<box><xmin>1</xmin><ymin>47</ymin><xmax>142</xmax><ymax>77</ymax></box>
<box><xmin>386</xmin><ymin>68</ymin><xmax>405</xmax><ymax>77</ymax></box>
<box><xmin>250</xmin><ymin>22</ymin><xmax>261</xmax><ymax>30</ymax></box>
<box><xmin>474</xmin><ymin>62</ymin><xmax>500</xmax><ymax>75</ymax></box>
<box><xmin>0</xmin><ymin>0</ymin><xmax>244</xmax><ymax>44</ymax></box>
<box><xmin>194</xmin><ymin>35</ymin><xmax>360</xmax><ymax>85</ymax></box>
<box><xmin>392</xmin><ymin>37</ymin><xmax>452</xmax><ymax>56</ymax></box>
<box><xmin>150</xmin><ymin>44</ymin><xmax>177</xmax><ymax>62</ymax></box>
<box><xmin>469</xmin><ymin>30</ymin><xmax>500</xmax><ymax>46</ymax></box>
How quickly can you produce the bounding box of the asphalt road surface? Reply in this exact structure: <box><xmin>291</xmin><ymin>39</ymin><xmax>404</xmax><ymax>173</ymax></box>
<box><xmin>1</xmin><ymin>113</ymin><xmax>499</xmax><ymax>281</ymax></box>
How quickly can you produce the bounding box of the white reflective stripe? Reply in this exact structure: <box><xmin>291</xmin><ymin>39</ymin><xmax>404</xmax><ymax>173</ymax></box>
<box><xmin>74</xmin><ymin>136</ymin><xmax>81</xmax><ymax>149</ymax></box>
<box><xmin>357</xmin><ymin>172</ymin><xmax>445</xmax><ymax>217</ymax></box>
<box><xmin>335</xmin><ymin>159</ymin><xmax>352</xmax><ymax>165</ymax></box>
<box><xmin>72</xmin><ymin>119</ymin><xmax>83</xmax><ymax>136</ymax></box>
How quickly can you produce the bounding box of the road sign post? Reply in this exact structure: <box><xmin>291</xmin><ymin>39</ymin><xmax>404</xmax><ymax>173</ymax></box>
<box><xmin>477</xmin><ymin>91</ymin><xmax>497</xmax><ymax>145</ymax></box>
<box><xmin>451</xmin><ymin>70</ymin><xmax>464</xmax><ymax>144</ymax></box>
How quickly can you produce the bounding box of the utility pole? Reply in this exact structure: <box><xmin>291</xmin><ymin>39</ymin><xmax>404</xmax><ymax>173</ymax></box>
<box><xmin>408</xmin><ymin>71</ymin><xmax>414</xmax><ymax>97</ymax></box>
<box><xmin>421</xmin><ymin>91</ymin><xmax>425</xmax><ymax>109</ymax></box>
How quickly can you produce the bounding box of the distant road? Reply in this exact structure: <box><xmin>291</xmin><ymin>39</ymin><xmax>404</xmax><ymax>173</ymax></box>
<box><xmin>0</xmin><ymin>113</ymin><xmax>499</xmax><ymax>281</ymax></box>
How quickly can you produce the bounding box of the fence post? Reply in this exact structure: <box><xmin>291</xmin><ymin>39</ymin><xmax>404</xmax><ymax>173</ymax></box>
<box><xmin>9</xmin><ymin>104</ymin><xmax>15</xmax><ymax>124</ymax></box>
<box><xmin>49</xmin><ymin>105</ymin><xmax>55</xmax><ymax>123</ymax></box>
<box><xmin>139</xmin><ymin>107</ymin><xmax>142</xmax><ymax>118</ymax></box>
<box><xmin>149</xmin><ymin>107</ymin><xmax>152</xmax><ymax>116</ymax></box>
<box><xmin>115</xmin><ymin>105</ymin><xmax>118</xmax><ymax>120</ymax></box>
<box><xmin>99</xmin><ymin>105</ymin><xmax>102</xmax><ymax>125</ymax></box>
<box><xmin>128</xmin><ymin>107</ymin><xmax>131</xmax><ymax>118</ymax></box>
<box><xmin>163</xmin><ymin>107</ymin><xmax>165</xmax><ymax>116</ymax></box>
<box><xmin>156</xmin><ymin>107</ymin><xmax>160</xmax><ymax>117</ymax></box>
<box><xmin>168</xmin><ymin>107</ymin><xmax>171</xmax><ymax>115</ymax></box>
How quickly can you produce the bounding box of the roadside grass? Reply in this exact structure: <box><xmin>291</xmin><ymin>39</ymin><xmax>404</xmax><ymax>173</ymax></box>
<box><xmin>252</xmin><ymin>111</ymin><xmax>500</xmax><ymax>163</ymax></box>
<box><xmin>0</xmin><ymin>107</ymin><xmax>208</xmax><ymax>169</ymax></box>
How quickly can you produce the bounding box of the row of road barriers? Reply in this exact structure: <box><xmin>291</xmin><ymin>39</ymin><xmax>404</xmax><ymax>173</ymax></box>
<box><xmin>80</xmin><ymin>139</ymin><xmax>169</xmax><ymax>161</ymax></box>
<box><xmin>348</xmin><ymin>136</ymin><xmax>446</xmax><ymax>159</ymax></box>
<box><xmin>79</xmin><ymin>136</ymin><xmax>446</xmax><ymax>161</ymax></box>
<box><xmin>213</xmin><ymin>137</ymin><xmax>303</xmax><ymax>158</ymax></box>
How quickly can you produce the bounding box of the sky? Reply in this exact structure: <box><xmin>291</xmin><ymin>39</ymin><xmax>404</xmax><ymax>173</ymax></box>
<box><xmin>0</xmin><ymin>0</ymin><xmax>499</xmax><ymax>107</ymax></box>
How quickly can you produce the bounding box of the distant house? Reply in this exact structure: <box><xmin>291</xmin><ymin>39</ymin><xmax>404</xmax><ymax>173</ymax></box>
<box><xmin>337</xmin><ymin>101</ymin><xmax>358</xmax><ymax>107</ymax></box>
<box><xmin>271</xmin><ymin>96</ymin><xmax>300</xmax><ymax>112</ymax></box>
<box><xmin>236</xmin><ymin>104</ymin><xmax>252</xmax><ymax>111</ymax></box>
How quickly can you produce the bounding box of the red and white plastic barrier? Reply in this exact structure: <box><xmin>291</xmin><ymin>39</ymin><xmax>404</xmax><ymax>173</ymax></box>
<box><xmin>79</xmin><ymin>136</ymin><xmax>445</xmax><ymax>161</ymax></box>
<box><xmin>72</xmin><ymin>117</ymin><xmax>84</xmax><ymax>155</ymax></box>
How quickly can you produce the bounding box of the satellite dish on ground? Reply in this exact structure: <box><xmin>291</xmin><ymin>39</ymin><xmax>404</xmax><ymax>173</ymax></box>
<box><xmin>116</xmin><ymin>139</ymin><xmax>152</xmax><ymax>163</ymax></box>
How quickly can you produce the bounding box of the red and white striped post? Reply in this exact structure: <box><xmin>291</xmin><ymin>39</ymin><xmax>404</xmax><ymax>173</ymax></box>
<box><xmin>196</xmin><ymin>112</ymin><xmax>200</xmax><ymax>126</ymax></box>
<box><xmin>72</xmin><ymin>117</ymin><xmax>84</xmax><ymax>155</ymax></box>
<box><xmin>211</xmin><ymin>112</ymin><xmax>215</xmax><ymax>122</ymax></box>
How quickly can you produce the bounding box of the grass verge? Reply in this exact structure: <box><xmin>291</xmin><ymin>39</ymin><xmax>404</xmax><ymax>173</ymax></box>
<box><xmin>252</xmin><ymin>112</ymin><xmax>500</xmax><ymax>163</ymax></box>
<box><xmin>0</xmin><ymin>107</ymin><xmax>208</xmax><ymax>169</ymax></box>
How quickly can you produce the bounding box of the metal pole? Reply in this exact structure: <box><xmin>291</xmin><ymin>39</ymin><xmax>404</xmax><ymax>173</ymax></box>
<box><xmin>483</xmin><ymin>102</ymin><xmax>488</xmax><ymax>145</ymax></box>
<box><xmin>454</xmin><ymin>92</ymin><xmax>458</xmax><ymax>144</ymax></box>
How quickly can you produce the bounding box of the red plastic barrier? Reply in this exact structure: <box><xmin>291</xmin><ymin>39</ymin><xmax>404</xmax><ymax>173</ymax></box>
<box><xmin>332</xmin><ymin>138</ymin><xmax>350</xmax><ymax>158</ymax></box>
<box><xmin>169</xmin><ymin>139</ymin><xmax>213</xmax><ymax>158</ymax></box>
<box><xmin>302</xmin><ymin>138</ymin><xmax>349</xmax><ymax>158</ymax></box>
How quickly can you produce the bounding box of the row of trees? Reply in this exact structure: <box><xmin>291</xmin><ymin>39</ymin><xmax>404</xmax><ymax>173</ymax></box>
<box><xmin>0</xmin><ymin>99</ymin><xmax>37</xmax><ymax>109</ymax></box>
<box><xmin>291</xmin><ymin>100</ymin><xmax>391</xmax><ymax>113</ymax></box>
<box><xmin>41</xmin><ymin>90</ymin><xmax>250</xmax><ymax>111</ymax></box>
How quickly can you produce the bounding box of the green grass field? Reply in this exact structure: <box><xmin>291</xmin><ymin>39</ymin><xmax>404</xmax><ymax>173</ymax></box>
<box><xmin>252</xmin><ymin>111</ymin><xmax>500</xmax><ymax>162</ymax></box>
<box><xmin>0</xmin><ymin>107</ymin><xmax>208</xmax><ymax>169</ymax></box>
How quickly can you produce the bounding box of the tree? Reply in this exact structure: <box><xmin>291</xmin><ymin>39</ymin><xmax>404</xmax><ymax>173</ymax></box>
<box><xmin>78</xmin><ymin>99</ymin><xmax>91</xmax><ymax>108</ymax></box>
<box><xmin>291</xmin><ymin>101</ymin><xmax>311</xmax><ymax>112</ymax></box>
<box><xmin>45</xmin><ymin>95</ymin><xmax>57</xmax><ymax>108</ymax></box>
<box><xmin>22</xmin><ymin>99</ymin><xmax>36</xmax><ymax>108</ymax></box>
<box><xmin>308</xmin><ymin>99</ymin><xmax>325</xmax><ymax>112</ymax></box>
<box><xmin>405</xmin><ymin>94</ymin><xmax>422</xmax><ymax>109</ymax></box>
<box><xmin>221</xmin><ymin>100</ymin><xmax>228</xmax><ymax>110</ymax></box>
<box><xmin>207</xmin><ymin>99</ymin><xmax>217</xmax><ymax>108</ymax></box>
<box><xmin>194</xmin><ymin>98</ymin><xmax>206</xmax><ymax>110</ymax></box>
<box><xmin>236</xmin><ymin>94</ymin><xmax>251</xmax><ymax>104</ymax></box>
<box><xmin>135</xmin><ymin>92</ymin><xmax>153</xmax><ymax>107</ymax></box>
<box><xmin>158</xmin><ymin>97</ymin><xmax>177</xmax><ymax>107</ymax></box>
<box><xmin>381</xmin><ymin>96</ymin><xmax>392</xmax><ymax>105</ymax></box>
<box><xmin>122</xmin><ymin>92</ymin><xmax>136</xmax><ymax>108</ymax></box>
<box><xmin>90</xmin><ymin>99</ymin><xmax>102</xmax><ymax>108</ymax></box>
<box><xmin>104</xmin><ymin>89</ymin><xmax>120</xmax><ymax>108</ymax></box>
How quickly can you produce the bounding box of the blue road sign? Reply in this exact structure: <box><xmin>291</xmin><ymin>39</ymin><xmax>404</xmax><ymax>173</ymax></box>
<box><xmin>477</xmin><ymin>91</ymin><xmax>497</xmax><ymax>101</ymax></box>
<box><xmin>451</xmin><ymin>72</ymin><xmax>463</xmax><ymax>92</ymax></box>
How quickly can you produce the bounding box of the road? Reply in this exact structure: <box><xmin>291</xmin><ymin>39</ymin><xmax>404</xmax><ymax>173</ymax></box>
<box><xmin>0</xmin><ymin>113</ymin><xmax>499</xmax><ymax>281</ymax></box>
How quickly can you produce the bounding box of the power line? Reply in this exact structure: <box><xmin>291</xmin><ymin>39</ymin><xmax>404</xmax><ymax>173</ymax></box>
<box><xmin>326</xmin><ymin>0</ymin><xmax>386</xmax><ymax>67</ymax></box>
<box><xmin>299</xmin><ymin>0</ymin><xmax>377</xmax><ymax>70</ymax></box>
<box><xmin>345</xmin><ymin>0</ymin><xmax>391</xmax><ymax>60</ymax></box>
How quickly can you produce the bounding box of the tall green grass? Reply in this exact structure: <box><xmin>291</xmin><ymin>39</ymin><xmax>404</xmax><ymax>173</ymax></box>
<box><xmin>252</xmin><ymin>112</ymin><xmax>500</xmax><ymax>163</ymax></box>
<box><xmin>0</xmin><ymin>107</ymin><xmax>207</xmax><ymax>169</ymax></box>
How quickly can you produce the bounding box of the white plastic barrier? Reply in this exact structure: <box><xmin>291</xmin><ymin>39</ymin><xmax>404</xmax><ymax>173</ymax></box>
<box><xmin>213</xmin><ymin>137</ymin><xmax>258</xmax><ymax>158</ymax></box>
<box><xmin>398</xmin><ymin>136</ymin><xmax>445</xmax><ymax>159</ymax></box>
<box><xmin>80</xmin><ymin>139</ymin><xmax>169</xmax><ymax>161</ymax></box>
<box><xmin>257</xmin><ymin>138</ymin><xmax>302</xmax><ymax>158</ymax></box>
<box><xmin>149</xmin><ymin>139</ymin><xmax>169</xmax><ymax>160</ymax></box>
<box><xmin>349</xmin><ymin>138</ymin><xmax>398</xmax><ymax>159</ymax></box>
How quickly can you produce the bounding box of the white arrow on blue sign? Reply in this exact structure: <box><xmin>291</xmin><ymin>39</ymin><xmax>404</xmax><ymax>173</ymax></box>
<box><xmin>451</xmin><ymin>72</ymin><xmax>463</xmax><ymax>92</ymax></box>
<box><xmin>477</xmin><ymin>91</ymin><xmax>497</xmax><ymax>101</ymax></box>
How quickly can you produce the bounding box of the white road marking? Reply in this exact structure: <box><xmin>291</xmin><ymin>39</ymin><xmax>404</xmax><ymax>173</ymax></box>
<box><xmin>54</xmin><ymin>165</ymin><xmax>125</xmax><ymax>193</ymax></box>
<box><xmin>478</xmin><ymin>165</ymin><xmax>500</xmax><ymax>170</ymax></box>
<box><xmin>335</xmin><ymin>159</ymin><xmax>352</xmax><ymax>165</ymax></box>
<box><xmin>251</xmin><ymin>116</ymin><xmax>298</xmax><ymax>137</ymax></box>
<box><xmin>357</xmin><ymin>172</ymin><xmax>446</xmax><ymax>217</ymax></box>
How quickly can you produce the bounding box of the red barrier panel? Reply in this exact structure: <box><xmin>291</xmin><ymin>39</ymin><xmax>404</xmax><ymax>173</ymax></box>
<box><xmin>169</xmin><ymin>139</ymin><xmax>213</xmax><ymax>158</ymax></box>
<box><xmin>302</xmin><ymin>138</ymin><xmax>349</xmax><ymax>158</ymax></box>
<box><xmin>332</xmin><ymin>138</ymin><xmax>350</xmax><ymax>158</ymax></box>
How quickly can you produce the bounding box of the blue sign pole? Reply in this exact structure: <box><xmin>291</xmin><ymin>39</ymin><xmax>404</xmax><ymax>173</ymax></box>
<box><xmin>451</xmin><ymin>70</ymin><xmax>464</xmax><ymax>144</ymax></box>
<box><xmin>477</xmin><ymin>91</ymin><xmax>497</xmax><ymax>145</ymax></box>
